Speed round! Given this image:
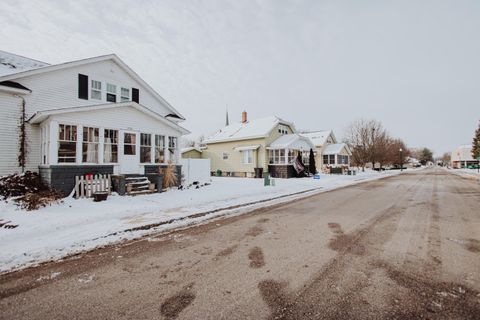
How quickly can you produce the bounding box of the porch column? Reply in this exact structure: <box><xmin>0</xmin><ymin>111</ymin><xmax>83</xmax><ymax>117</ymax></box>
<box><xmin>150</xmin><ymin>133</ymin><xmax>155</xmax><ymax>164</ymax></box>
<box><xmin>48</xmin><ymin>121</ymin><xmax>59</xmax><ymax>165</ymax></box>
<box><xmin>98</xmin><ymin>127</ymin><xmax>105</xmax><ymax>164</ymax></box>
<box><xmin>284</xmin><ymin>148</ymin><xmax>288</xmax><ymax>164</ymax></box>
<box><xmin>76</xmin><ymin>125</ymin><xmax>83</xmax><ymax>164</ymax></box>
<box><xmin>164</xmin><ymin>135</ymin><xmax>170</xmax><ymax>163</ymax></box>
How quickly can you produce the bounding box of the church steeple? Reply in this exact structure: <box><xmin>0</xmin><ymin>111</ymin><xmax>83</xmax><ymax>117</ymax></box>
<box><xmin>225</xmin><ymin>108</ymin><xmax>230</xmax><ymax>126</ymax></box>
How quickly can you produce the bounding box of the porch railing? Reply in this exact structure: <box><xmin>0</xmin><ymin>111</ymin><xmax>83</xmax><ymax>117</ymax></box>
<box><xmin>74</xmin><ymin>174</ymin><xmax>112</xmax><ymax>199</ymax></box>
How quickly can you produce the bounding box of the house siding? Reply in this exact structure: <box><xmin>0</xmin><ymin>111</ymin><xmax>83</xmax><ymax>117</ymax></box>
<box><xmin>0</xmin><ymin>93</ymin><xmax>22</xmax><ymax>176</ymax></box>
<box><xmin>182</xmin><ymin>150</ymin><xmax>202</xmax><ymax>159</ymax></box>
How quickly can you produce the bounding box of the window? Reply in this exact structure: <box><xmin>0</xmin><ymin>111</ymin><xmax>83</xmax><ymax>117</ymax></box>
<box><xmin>91</xmin><ymin>80</ymin><xmax>102</xmax><ymax>100</ymax></box>
<box><xmin>338</xmin><ymin>155</ymin><xmax>349</xmax><ymax>165</ymax></box>
<box><xmin>58</xmin><ymin>124</ymin><xmax>77</xmax><ymax>163</ymax></box>
<box><xmin>329</xmin><ymin>154</ymin><xmax>335</xmax><ymax>164</ymax></box>
<box><xmin>268</xmin><ymin>149</ymin><xmax>285</xmax><ymax>164</ymax></box>
<box><xmin>168</xmin><ymin>137</ymin><xmax>177</xmax><ymax>159</ymax></box>
<box><xmin>323</xmin><ymin>155</ymin><xmax>329</xmax><ymax>164</ymax></box>
<box><xmin>82</xmin><ymin>127</ymin><xmax>99</xmax><ymax>163</ymax></box>
<box><xmin>287</xmin><ymin>150</ymin><xmax>295</xmax><ymax>163</ymax></box>
<box><xmin>106</xmin><ymin>83</ymin><xmax>117</xmax><ymax>102</ymax></box>
<box><xmin>155</xmin><ymin>135</ymin><xmax>165</xmax><ymax>163</ymax></box>
<box><xmin>278</xmin><ymin>124</ymin><xmax>288</xmax><ymax>135</ymax></box>
<box><xmin>104</xmin><ymin>129</ymin><xmax>118</xmax><ymax>163</ymax></box>
<box><xmin>124</xmin><ymin>133</ymin><xmax>136</xmax><ymax>155</ymax></box>
<box><xmin>222</xmin><ymin>152</ymin><xmax>229</xmax><ymax>160</ymax></box>
<box><xmin>121</xmin><ymin>87</ymin><xmax>130</xmax><ymax>102</ymax></box>
<box><xmin>301</xmin><ymin>150</ymin><xmax>309</xmax><ymax>164</ymax></box>
<box><xmin>140</xmin><ymin>133</ymin><xmax>152</xmax><ymax>163</ymax></box>
<box><xmin>242</xmin><ymin>150</ymin><xmax>253</xmax><ymax>164</ymax></box>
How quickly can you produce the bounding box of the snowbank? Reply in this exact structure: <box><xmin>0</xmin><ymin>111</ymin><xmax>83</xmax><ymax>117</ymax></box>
<box><xmin>0</xmin><ymin>169</ymin><xmax>404</xmax><ymax>273</ymax></box>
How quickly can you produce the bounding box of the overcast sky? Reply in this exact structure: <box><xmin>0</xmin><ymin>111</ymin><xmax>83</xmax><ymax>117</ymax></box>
<box><xmin>1</xmin><ymin>0</ymin><xmax>479</xmax><ymax>154</ymax></box>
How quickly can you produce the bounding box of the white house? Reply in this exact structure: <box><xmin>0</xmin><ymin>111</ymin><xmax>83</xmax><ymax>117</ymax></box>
<box><xmin>451</xmin><ymin>145</ymin><xmax>477</xmax><ymax>168</ymax></box>
<box><xmin>0</xmin><ymin>50</ymin><xmax>189</xmax><ymax>194</ymax></box>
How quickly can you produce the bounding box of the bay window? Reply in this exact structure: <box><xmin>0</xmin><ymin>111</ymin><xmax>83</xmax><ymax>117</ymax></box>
<box><xmin>155</xmin><ymin>135</ymin><xmax>165</xmax><ymax>163</ymax></box>
<box><xmin>82</xmin><ymin>127</ymin><xmax>99</xmax><ymax>163</ymax></box>
<box><xmin>140</xmin><ymin>133</ymin><xmax>152</xmax><ymax>163</ymax></box>
<box><xmin>104</xmin><ymin>129</ymin><xmax>118</xmax><ymax>163</ymax></box>
<box><xmin>58</xmin><ymin>124</ymin><xmax>77</xmax><ymax>163</ymax></box>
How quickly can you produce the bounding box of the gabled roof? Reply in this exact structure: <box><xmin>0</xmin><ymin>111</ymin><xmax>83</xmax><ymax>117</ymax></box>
<box><xmin>322</xmin><ymin>143</ymin><xmax>350</xmax><ymax>155</ymax></box>
<box><xmin>0</xmin><ymin>52</ymin><xmax>185</xmax><ymax>120</ymax></box>
<box><xmin>0</xmin><ymin>50</ymin><xmax>49</xmax><ymax>77</ymax></box>
<box><xmin>268</xmin><ymin>134</ymin><xmax>314</xmax><ymax>150</ymax></box>
<box><xmin>300</xmin><ymin>130</ymin><xmax>336</xmax><ymax>147</ymax></box>
<box><xmin>204</xmin><ymin>116</ymin><xmax>295</xmax><ymax>144</ymax></box>
<box><xmin>27</xmin><ymin>101</ymin><xmax>190</xmax><ymax>134</ymax></box>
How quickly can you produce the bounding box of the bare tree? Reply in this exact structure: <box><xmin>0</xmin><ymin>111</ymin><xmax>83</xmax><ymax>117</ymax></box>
<box><xmin>344</xmin><ymin>119</ymin><xmax>388</xmax><ymax>170</ymax></box>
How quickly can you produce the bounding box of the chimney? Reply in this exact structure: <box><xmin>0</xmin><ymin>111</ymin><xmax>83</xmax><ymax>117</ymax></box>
<box><xmin>242</xmin><ymin>111</ymin><xmax>247</xmax><ymax>123</ymax></box>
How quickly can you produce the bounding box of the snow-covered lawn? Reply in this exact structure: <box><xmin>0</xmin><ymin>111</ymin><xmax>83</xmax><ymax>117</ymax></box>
<box><xmin>446</xmin><ymin>168</ymin><xmax>480</xmax><ymax>179</ymax></box>
<box><xmin>0</xmin><ymin>169</ymin><xmax>405</xmax><ymax>273</ymax></box>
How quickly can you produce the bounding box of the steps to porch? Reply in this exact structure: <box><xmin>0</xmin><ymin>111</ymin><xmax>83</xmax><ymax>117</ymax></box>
<box><xmin>125</xmin><ymin>176</ymin><xmax>156</xmax><ymax>196</ymax></box>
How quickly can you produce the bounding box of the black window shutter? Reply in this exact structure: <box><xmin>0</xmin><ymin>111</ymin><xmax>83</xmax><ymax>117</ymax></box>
<box><xmin>132</xmin><ymin>88</ymin><xmax>139</xmax><ymax>103</ymax></box>
<box><xmin>78</xmin><ymin>74</ymin><xmax>88</xmax><ymax>100</ymax></box>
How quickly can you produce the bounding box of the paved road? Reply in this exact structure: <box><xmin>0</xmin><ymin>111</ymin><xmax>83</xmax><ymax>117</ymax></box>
<box><xmin>1</xmin><ymin>168</ymin><xmax>479</xmax><ymax>319</ymax></box>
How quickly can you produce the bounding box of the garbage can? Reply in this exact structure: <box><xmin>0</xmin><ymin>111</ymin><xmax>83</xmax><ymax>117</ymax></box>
<box><xmin>254</xmin><ymin>167</ymin><xmax>263</xmax><ymax>178</ymax></box>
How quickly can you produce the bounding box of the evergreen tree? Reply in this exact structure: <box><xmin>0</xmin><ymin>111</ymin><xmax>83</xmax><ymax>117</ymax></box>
<box><xmin>309</xmin><ymin>149</ymin><xmax>316</xmax><ymax>175</ymax></box>
<box><xmin>472</xmin><ymin>121</ymin><xmax>480</xmax><ymax>159</ymax></box>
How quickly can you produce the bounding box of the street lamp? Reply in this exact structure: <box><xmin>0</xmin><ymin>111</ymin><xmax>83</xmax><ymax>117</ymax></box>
<box><xmin>399</xmin><ymin>148</ymin><xmax>403</xmax><ymax>172</ymax></box>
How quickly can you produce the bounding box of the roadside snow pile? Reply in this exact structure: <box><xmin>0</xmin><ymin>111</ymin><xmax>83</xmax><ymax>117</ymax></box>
<box><xmin>0</xmin><ymin>169</ymin><xmax>405</xmax><ymax>273</ymax></box>
<box><xmin>0</xmin><ymin>172</ymin><xmax>62</xmax><ymax>210</ymax></box>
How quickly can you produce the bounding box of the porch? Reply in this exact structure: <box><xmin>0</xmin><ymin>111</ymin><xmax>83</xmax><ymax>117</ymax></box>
<box><xmin>267</xmin><ymin>134</ymin><xmax>315</xmax><ymax>178</ymax></box>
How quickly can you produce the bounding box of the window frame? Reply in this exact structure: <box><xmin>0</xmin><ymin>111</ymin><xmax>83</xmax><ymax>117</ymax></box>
<box><xmin>91</xmin><ymin>80</ymin><xmax>102</xmax><ymax>100</ymax></box>
<box><xmin>242</xmin><ymin>149</ymin><xmax>253</xmax><ymax>164</ymax></box>
<box><xmin>123</xmin><ymin>133</ymin><xmax>136</xmax><ymax>155</ymax></box>
<box><xmin>58</xmin><ymin>124</ymin><xmax>77</xmax><ymax>163</ymax></box>
<box><xmin>154</xmin><ymin>135</ymin><xmax>165</xmax><ymax>163</ymax></box>
<box><xmin>104</xmin><ymin>129</ymin><xmax>118</xmax><ymax>163</ymax></box>
<box><xmin>82</xmin><ymin>126</ymin><xmax>99</xmax><ymax>163</ymax></box>
<box><xmin>106</xmin><ymin>83</ymin><xmax>117</xmax><ymax>102</ymax></box>
<box><xmin>121</xmin><ymin>87</ymin><xmax>130</xmax><ymax>102</ymax></box>
<box><xmin>140</xmin><ymin>133</ymin><xmax>152</xmax><ymax>163</ymax></box>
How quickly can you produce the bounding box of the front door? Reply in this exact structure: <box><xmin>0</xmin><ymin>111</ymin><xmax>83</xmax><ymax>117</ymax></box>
<box><xmin>120</xmin><ymin>131</ymin><xmax>140</xmax><ymax>174</ymax></box>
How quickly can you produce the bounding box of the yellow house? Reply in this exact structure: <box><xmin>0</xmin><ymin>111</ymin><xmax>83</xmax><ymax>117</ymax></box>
<box><xmin>181</xmin><ymin>147</ymin><xmax>203</xmax><ymax>159</ymax></box>
<box><xmin>201</xmin><ymin>112</ymin><xmax>314</xmax><ymax>178</ymax></box>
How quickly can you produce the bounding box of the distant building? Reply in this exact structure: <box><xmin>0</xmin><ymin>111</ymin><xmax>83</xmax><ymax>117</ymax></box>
<box><xmin>451</xmin><ymin>145</ymin><xmax>477</xmax><ymax>168</ymax></box>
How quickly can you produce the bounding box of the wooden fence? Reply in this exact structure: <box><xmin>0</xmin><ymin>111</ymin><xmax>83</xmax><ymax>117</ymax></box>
<box><xmin>74</xmin><ymin>174</ymin><xmax>112</xmax><ymax>199</ymax></box>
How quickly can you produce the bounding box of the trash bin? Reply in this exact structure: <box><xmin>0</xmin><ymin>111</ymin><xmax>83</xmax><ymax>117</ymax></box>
<box><xmin>254</xmin><ymin>167</ymin><xmax>263</xmax><ymax>178</ymax></box>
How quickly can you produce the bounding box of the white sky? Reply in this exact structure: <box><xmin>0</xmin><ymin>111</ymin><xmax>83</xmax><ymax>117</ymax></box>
<box><xmin>1</xmin><ymin>0</ymin><xmax>479</xmax><ymax>154</ymax></box>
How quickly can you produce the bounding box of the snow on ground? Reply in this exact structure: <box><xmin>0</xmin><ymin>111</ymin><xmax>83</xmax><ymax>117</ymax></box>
<box><xmin>446</xmin><ymin>168</ymin><xmax>480</xmax><ymax>179</ymax></box>
<box><xmin>0</xmin><ymin>169</ymin><xmax>408</xmax><ymax>273</ymax></box>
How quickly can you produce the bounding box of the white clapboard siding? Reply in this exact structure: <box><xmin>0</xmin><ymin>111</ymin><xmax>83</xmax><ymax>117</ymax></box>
<box><xmin>16</xmin><ymin>60</ymin><xmax>173</xmax><ymax>119</ymax></box>
<box><xmin>0</xmin><ymin>94</ymin><xmax>22</xmax><ymax>176</ymax></box>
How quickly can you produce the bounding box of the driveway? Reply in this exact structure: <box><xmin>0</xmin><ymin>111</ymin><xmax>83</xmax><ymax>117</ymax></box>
<box><xmin>1</xmin><ymin>168</ymin><xmax>479</xmax><ymax>319</ymax></box>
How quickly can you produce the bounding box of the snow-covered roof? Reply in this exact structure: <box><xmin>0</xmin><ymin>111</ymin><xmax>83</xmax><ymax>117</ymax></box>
<box><xmin>300</xmin><ymin>130</ymin><xmax>336</xmax><ymax>147</ymax></box>
<box><xmin>322</xmin><ymin>143</ymin><xmax>349</xmax><ymax>155</ymax></box>
<box><xmin>181</xmin><ymin>147</ymin><xmax>203</xmax><ymax>153</ymax></box>
<box><xmin>204</xmin><ymin>116</ymin><xmax>295</xmax><ymax>144</ymax></box>
<box><xmin>268</xmin><ymin>134</ymin><xmax>314</xmax><ymax>150</ymax></box>
<box><xmin>0</xmin><ymin>50</ymin><xmax>49</xmax><ymax>77</ymax></box>
<box><xmin>27</xmin><ymin>101</ymin><xmax>190</xmax><ymax>134</ymax></box>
